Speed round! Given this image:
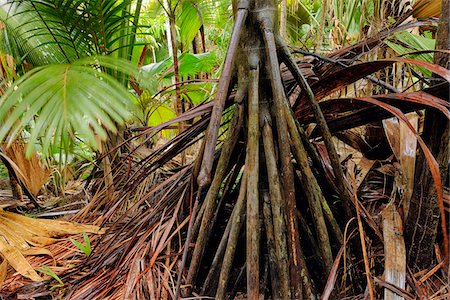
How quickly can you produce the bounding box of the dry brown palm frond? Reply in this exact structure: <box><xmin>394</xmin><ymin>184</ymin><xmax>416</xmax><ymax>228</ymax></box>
<box><xmin>64</xmin><ymin>121</ymin><xmax>248</xmax><ymax>298</ymax></box>
<box><xmin>2</xmin><ymin>141</ymin><xmax>51</xmax><ymax>197</ymax></box>
<box><xmin>413</xmin><ymin>0</ymin><xmax>441</xmax><ymax>18</ymax></box>
<box><xmin>0</xmin><ymin>210</ymin><xmax>104</xmax><ymax>292</ymax></box>
<box><xmin>0</xmin><ymin>234</ymin><xmax>104</xmax><ymax>297</ymax></box>
<box><xmin>297</xmin><ymin>82</ymin><xmax>449</xmax><ymax>135</ymax></box>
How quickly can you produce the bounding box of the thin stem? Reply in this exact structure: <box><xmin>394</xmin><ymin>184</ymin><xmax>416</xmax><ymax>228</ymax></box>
<box><xmin>351</xmin><ymin>168</ymin><xmax>375</xmax><ymax>300</ymax></box>
<box><xmin>296</xmin><ymin>121</ymin><xmax>326</xmax><ymax>175</ymax></box>
<box><xmin>246</xmin><ymin>51</ymin><xmax>260</xmax><ymax>300</ymax></box>
<box><xmin>174</xmin><ymin>189</ymin><xmax>201</xmax><ymax>300</ymax></box>
<box><xmin>229</xmin><ymin>264</ymin><xmax>246</xmax><ymax>300</ymax></box>
<box><xmin>186</xmin><ymin>105</ymin><xmax>243</xmax><ymax>289</ymax></box>
<box><xmin>261</xmin><ymin>105</ymin><xmax>290</xmax><ymax>299</ymax></box>
<box><xmin>259</xmin><ymin>16</ymin><xmax>303</xmax><ymax>299</ymax></box>
<box><xmin>201</xmin><ymin>159</ymin><xmax>244</xmax><ymax>294</ymax></box>
<box><xmin>262</xmin><ymin>190</ymin><xmax>282</xmax><ymax>298</ymax></box>
<box><xmin>280</xmin><ymin>0</ymin><xmax>287</xmax><ymax>38</ymax></box>
<box><xmin>197</xmin><ymin>1</ymin><xmax>249</xmax><ymax>188</ymax></box>
<box><xmin>200</xmin><ymin>202</ymin><xmax>233</xmax><ymax>294</ymax></box>
<box><xmin>316</xmin><ymin>0</ymin><xmax>327</xmax><ymax>52</ymax></box>
<box><xmin>284</xmin><ymin>101</ymin><xmax>334</xmax><ymax>272</ymax></box>
<box><xmin>297</xmin><ymin>210</ymin><xmax>323</xmax><ymax>264</ymax></box>
<box><xmin>216</xmin><ymin>173</ymin><xmax>247</xmax><ymax>300</ymax></box>
<box><xmin>168</xmin><ymin>13</ymin><xmax>185</xmax><ymax>163</ymax></box>
<box><xmin>278</xmin><ymin>39</ymin><xmax>354</xmax><ymax>220</ymax></box>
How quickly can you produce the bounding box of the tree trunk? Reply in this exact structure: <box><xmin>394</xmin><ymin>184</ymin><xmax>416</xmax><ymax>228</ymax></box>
<box><xmin>169</xmin><ymin>15</ymin><xmax>183</xmax><ymax>119</ymax></box>
<box><xmin>405</xmin><ymin>0</ymin><xmax>449</xmax><ymax>269</ymax></box>
<box><xmin>280</xmin><ymin>0</ymin><xmax>287</xmax><ymax>39</ymax></box>
<box><xmin>168</xmin><ymin>11</ymin><xmax>186</xmax><ymax>164</ymax></box>
<box><xmin>174</xmin><ymin>0</ymin><xmax>351</xmax><ymax>298</ymax></box>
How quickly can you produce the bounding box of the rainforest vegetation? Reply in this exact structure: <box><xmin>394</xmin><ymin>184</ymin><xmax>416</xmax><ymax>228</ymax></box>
<box><xmin>0</xmin><ymin>0</ymin><xmax>448</xmax><ymax>299</ymax></box>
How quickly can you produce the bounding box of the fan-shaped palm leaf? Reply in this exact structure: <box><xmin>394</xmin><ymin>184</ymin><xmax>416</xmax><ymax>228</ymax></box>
<box><xmin>385</xmin><ymin>31</ymin><xmax>436</xmax><ymax>76</ymax></box>
<box><xmin>0</xmin><ymin>56</ymin><xmax>140</xmax><ymax>157</ymax></box>
<box><xmin>0</xmin><ymin>0</ymin><xmax>88</xmax><ymax>65</ymax></box>
<box><xmin>0</xmin><ymin>0</ymin><xmax>146</xmax><ymax>66</ymax></box>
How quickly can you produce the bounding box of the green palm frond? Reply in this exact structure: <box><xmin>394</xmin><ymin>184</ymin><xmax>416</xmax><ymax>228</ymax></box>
<box><xmin>0</xmin><ymin>56</ymin><xmax>139</xmax><ymax>157</ymax></box>
<box><xmin>386</xmin><ymin>31</ymin><xmax>435</xmax><ymax>62</ymax></box>
<box><xmin>0</xmin><ymin>0</ymin><xmax>147</xmax><ymax>66</ymax></box>
<box><xmin>194</xmin><ymin>0</ymin><xmax>231</xmax><ymax>27</ymax></box>
<box><xmin>80</xmin><ymin>0</ymin><xmax>149</xmax><ymax>57</ymax></box>
<box><xmin>0</xmin><ymin>0</ymin><xmax>84</xmax><ymax>65</ymax></box>
<box><xmin>385</xmin><ymin>31</ymin><xmax>436</xmax><ymax>76</ymax></box>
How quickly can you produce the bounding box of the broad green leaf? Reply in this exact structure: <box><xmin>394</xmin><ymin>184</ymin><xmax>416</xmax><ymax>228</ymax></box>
<box><xmin>177</xmin><ymin>1</ymin><xmax>203</xmax><ymax>48</ymax></box>
<box><xmin>0</xmin><ymin>56</ymin><xmax>139</xmax><ymax>157</ymax></box>
<box><xmin>163</xmin><ymin>52</ymin><xmax>217</xmax><ymax>78</ymax></box>
<box><xmin>0</xmin><ymin>0</ymin><xmax>149</xmax><ymax>65</ymax></box>
<box><xmin>147</xmin><ymin>104</ymin><xmax>176</xmax><ymax>127</ymax></box>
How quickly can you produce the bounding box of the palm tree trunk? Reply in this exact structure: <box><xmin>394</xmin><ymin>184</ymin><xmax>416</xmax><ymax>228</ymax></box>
<box><xmin>168</xmin><ymin>16</ymin><xmax>183</xmax><ymax>118</ymax></box>
<box><xmin>177</xmin><ymin>0</ymin><xmax>351</xmax><ymax>298</ymax></box>
<box><xmin>280</xmin><ymin>0</ymin><xmax>287</xmax><ymax>39</ymax></box>
<box><xmin>168</xmin><ymin>12</ymin><xmax>186</xmax><ymax>164</ymax></box>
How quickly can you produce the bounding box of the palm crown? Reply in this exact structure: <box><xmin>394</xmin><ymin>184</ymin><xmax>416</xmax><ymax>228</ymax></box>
<box><xmin>0</xmin><ymin>0</ymin><xmax>148</xmax><ymax>156</ymax></box>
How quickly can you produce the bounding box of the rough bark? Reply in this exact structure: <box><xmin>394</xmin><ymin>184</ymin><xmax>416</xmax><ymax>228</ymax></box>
<box><xmin>405</xmin><ymin>0</ymin><xmax>449</xmax><ymax>268</ymax></box>
<box><xmin>182</xmin><ymin>0</ymin><xmax>340</xmax><ymax>298</ymax></box>
<box><xmin>280</xmin><ymin>0</ymin><xmax>287</xmax><ymax>39</ymax></box>
<box><xmin>246</xmin><ymin>43</ymin><xmax>260</xmax><ymax>300</ymax></box>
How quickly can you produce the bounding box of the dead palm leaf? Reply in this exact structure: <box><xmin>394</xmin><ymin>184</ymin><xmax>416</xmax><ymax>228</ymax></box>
<box><xmin>0</xmin><ymin>210</ymin><xmax>104</xmax><ymax>282</ymax></box>
<box><xmin>2</xmin><ymin>141</ymin><xmax>51</xmax><ymax>197</ymax></box>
